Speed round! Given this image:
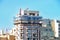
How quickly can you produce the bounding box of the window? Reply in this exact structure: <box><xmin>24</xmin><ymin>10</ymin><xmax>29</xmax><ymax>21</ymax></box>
<box><xmin>28</xmin><ymin>17</ymin><xmax>31</xmax><ymax>20</ymax></box>
<box><xmin>20</xmin><ymin>33</ymin><xmax>23</xmax><ymax>39</ymax></box>
<box><xmin>39</xmin><ymin>23</ymin><xmax>42</xmax><ymax>26</ymax></box>
<box><xmin>14</xmin><ymin>29</ymin><xmax>16</xmax><ymax>31</ymax></box>
<box><xmin>20</xmin><ymin>29</ymin><xmax>23</xmax><ymax>32</ymax></box>
<box><xmin>46</xmin><ymin>29</ymin><xmax>48</xmax><ymax>31</ymax></box>
<box><xmin>32</xmin><ymin>30</ymin><xmax>37</xmax><ymax>33</ymax></box>
<box><xmin>33</xmin><ymin>38</ymin><xmax>35</xmax><ymax>40</ymax></box>
<box><xmin>21</xmin><ymin>16</ymin><xmax>28</xmax><ymax>21</ymax></box>
<box><xmin>59</xmin><ymin>24</ymin><xmax>60</xmax><ymax>26</ymax></box>
<box><xmin>29</xmin><ymin>13</ymin><xmax>35</xmax><ymax>16</ymax></box>
<box><xmin>37</xmin><ymin>14</ymin><xmax>39</xmax><ymax>16</ymax></box>
<box><xmin>28</xmin><ymin>33</ymin><xmax>32</xmax><ymax>38</ymax></box>
<box><xmin>27</xmin><ymin>30</ymin><xmax>31</xmax><ymax>33</ymax></box>
<box><xmin>49</xmin><ymin>29</ymin><xmax>52</xmax><ymax>31</ymax></box>
<box><xmin>28</xmin><ymin>22</ymin><xmax>31</xmax><ymax>24</ymax></box>
<box><xmin>59</xmin><ymin>31</ymin><xmax>60</xmax><ymax>33</ymax></box>
<box><xmin>33</xmin><ymin>14</ymin><xmax>35</xmax><ymax>16</ymax></box>
<box><xmin>27</xmin><ymin>26</ymin><xmax>31</xmax><ymax>29</ymax></box>
<box><xmin>59</xmin><ymin>28</ymin><xmax>60</xmax><ymax>30</ymax></box>
<box><xmin>24</xmin><ymin>13</ymin><xmax>27</xmax><ymax>15</ymax></box>
<box><xmin>27</xmin><ymin>38</ymin><xmax>31</xmax><ymax>40</ymax></box>
<box><xmin>33</xmin><ymin>34</ymin><xmax>37</xmax><ymax>37</ymax></box>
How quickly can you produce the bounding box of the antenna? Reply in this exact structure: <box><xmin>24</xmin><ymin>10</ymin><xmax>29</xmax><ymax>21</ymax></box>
<box><xmin>20</xmin><ymin>8</ymin><xmax>21</xmax><ymax>15</ymax></box>
<box><xmin>2</xmin><ymin>29</ymin><xmax>4</xmax><ymax>34</ymax></box>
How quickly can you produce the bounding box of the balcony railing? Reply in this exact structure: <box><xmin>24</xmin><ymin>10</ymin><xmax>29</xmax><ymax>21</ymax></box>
<box><xmin>14</xmin><ymin>15</ymin><xmax>42</xmax><ymax>21</ymax></box>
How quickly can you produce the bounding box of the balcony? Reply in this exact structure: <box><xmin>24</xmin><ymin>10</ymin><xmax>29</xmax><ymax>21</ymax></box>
<box><xmin>14</xmin><ymin>15</ymin><xmax>42</xmax><ymax>21</ymax></box>
<box><xmin>14</xmin><ymin>15</ymin><xmax>42</xmax><ymax>25</ymax></box>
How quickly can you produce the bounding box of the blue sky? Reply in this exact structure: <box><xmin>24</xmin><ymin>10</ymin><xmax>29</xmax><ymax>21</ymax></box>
<box><xmin>0</xmin><ymin>0</ymin><xmax>60</xmax><ymax>30</ymax></box>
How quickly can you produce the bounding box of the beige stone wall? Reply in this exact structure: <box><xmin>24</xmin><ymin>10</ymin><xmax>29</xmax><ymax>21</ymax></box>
<box><xmin>0</xmin><ymin>35</ymin><xmax>15</xmax><ymax>40</ymax></box>
<box><xmin>9</xmin><ymin>35</ymin><xmax>15</xmax><ymax>40</ymax></box>
<box><xmin>51</xmin><ymin>20</ymin><xmax>55</xmax><ymax>32</ymax></box>
<box><xmin>0</xmin><ymin>37</ymin><xmax>8</xmax><ymax>40</ymax></box>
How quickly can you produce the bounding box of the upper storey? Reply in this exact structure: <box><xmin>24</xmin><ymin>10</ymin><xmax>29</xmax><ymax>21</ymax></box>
<box><xmin>24</xmin><ymin>10</ymin><xmax>39</xmax><ymax>16</ymax></box>
<box><xmin>16</xmin><ymin>9</ymin><xmax>39</xmax><ymax>17</ymax></box>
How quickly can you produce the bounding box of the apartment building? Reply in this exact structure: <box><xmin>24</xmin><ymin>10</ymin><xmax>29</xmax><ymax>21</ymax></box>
<box><xmin>0</xmin><ymin>34</ymin><xmax>15</xmax><ymax>40</ymax></box>
<box><xmin>51</xmin><ymin>20</ymin><xmax>60</xmax><ymax>40</ymax></box>
<box><xmin>12</xmin><ymin>9</ymin><xmax>42</xmax><ymax>40</ymax></box>
<box><xmin>40</xmin><ymin>19</ymin><xmax>54</xmax><ymax>40</ymax></box>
